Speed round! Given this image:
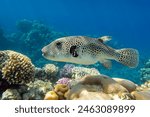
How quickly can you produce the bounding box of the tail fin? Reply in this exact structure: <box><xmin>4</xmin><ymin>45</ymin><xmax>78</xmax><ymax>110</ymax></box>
<box><xmin>115</xmin><ymin>48</ymin><xmax>139</xmax><ymax>68</ymax></box>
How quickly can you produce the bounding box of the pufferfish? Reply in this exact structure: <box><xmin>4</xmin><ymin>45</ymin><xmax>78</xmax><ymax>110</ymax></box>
<box><xmin>42</xmin><ymin>36</ymin><xmax>139</xmax><ymax>68</ymax></box>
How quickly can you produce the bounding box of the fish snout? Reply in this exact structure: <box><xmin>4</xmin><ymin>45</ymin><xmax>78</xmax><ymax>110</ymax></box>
<box><xmin>42</xmin><ymin>46</ymin><xmax>48</xmax><ymax>57</ymax></box>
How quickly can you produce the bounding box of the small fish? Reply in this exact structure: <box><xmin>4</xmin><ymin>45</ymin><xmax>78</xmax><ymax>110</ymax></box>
<box><xmin>42</xmin><ymin>36</ymin><xmax>139</xmax><ymax>69</ymax></box>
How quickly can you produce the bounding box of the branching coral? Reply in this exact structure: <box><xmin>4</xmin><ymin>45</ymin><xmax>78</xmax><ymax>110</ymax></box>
<box><xmin>0</xmin><ymin>50</ymin><xmax>35</xmax><ymax>85</ymax></box>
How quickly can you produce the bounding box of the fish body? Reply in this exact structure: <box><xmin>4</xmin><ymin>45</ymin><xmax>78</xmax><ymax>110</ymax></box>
<box><xmin>42</xmin><ymin>36</ymin><xmax>139</xmax><ymax>68</ymax></box>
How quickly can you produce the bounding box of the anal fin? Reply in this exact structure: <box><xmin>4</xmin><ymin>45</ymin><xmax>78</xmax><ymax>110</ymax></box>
<box><xmin>100</xmin><ymin>60</ymin><xmax>112</xmax><ymax>69</ymax></box>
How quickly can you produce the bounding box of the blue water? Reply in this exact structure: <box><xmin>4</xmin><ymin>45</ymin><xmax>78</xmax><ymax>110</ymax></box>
<box><xmin>0</xmin><ymin>0</ymin><xmax>150</xmax><ymax>84</ymax></box>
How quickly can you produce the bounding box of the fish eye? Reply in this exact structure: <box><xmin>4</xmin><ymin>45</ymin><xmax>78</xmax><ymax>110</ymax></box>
<box><xmin>55</xmin><ymin>41</ymin><xmax>62</xmax><ymax>49</ymax></box>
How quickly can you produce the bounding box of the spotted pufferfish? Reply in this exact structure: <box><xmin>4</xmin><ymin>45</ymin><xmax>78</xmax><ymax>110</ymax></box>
<box><xmin>42</xmin><ymin>36</ymin><xmax>139</xmax><ymax>68</ymax></box>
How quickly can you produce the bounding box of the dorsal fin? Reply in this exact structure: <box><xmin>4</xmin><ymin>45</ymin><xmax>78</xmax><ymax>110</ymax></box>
<box><xmin>98</xmin><ymin>36</ymin><xmax>112</xmax><ymax>43</ymax></box>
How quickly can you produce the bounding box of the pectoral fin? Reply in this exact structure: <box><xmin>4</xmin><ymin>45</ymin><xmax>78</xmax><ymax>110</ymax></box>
<box><xmin>99</xmin><ymin>60</ymin><xmax>112</xmax><ymax>69</ymax></box>
<box><xmin>98</xmin><ymin>36</ymin><xmax>112</xmax><ymax>43</ymax></box>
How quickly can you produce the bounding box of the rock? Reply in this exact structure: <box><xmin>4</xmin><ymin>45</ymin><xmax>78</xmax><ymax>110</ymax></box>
<box><xmin>113</xmin><ymin>78</ymin><xmax>137</xmax><ymax>92</ymax></box>
<box><xmin>2</xmin><ymin>89</ymin><xmax>21</xmax><ymax>100</ymax></box>
<box><xmin>131</xmin><ymin>90</ymin><xmax>150</xmax><ymax>100</ymax></box>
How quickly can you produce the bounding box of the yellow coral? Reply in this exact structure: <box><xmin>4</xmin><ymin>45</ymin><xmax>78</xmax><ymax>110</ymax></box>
<box><xmin>44</xmin><ymin>84</ymin><xmax>69</xmax><ymax>100</ymax></box>
<box><xmin>1</xmin><ymin>50</ymin><xmax>35</xmax><ymax>84</ymax></box>
<box><xmin>54</xmin><ymin>84</ymin><xmax>69</xmax><ymax>100</ymax></box>
<box><xmin>44</xmin><ymin>91</ymin><xmax>59</xmax><ymax>100</ymax></box>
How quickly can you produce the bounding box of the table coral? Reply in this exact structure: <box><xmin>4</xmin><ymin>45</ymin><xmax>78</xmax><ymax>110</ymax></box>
<box><xmin>0</xmin><ymin>50</ymin><xmax>35</xmax><ymax>85</ymax></box>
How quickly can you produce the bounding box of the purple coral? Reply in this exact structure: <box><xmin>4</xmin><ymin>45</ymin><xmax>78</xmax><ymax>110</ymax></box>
<box><xmin>56</xmin><ymin>78</ymin><xmax>71</xmax><ymax>87</ymax></box>
<box><xmin>59</xmin><ymin>64</ymin><xmax>75</xmax><ymax>77</ymax></box>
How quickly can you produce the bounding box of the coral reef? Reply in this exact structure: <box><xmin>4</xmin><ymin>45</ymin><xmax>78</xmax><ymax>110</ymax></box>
<box><xmin>131</xmin><ymin>90</ymin><xmax>150</xmax><ymax>100</ymax></box>
<box><xmin>0</xmin><ymin>50</ymin><xmax>35</xmax><ymax>85</ymax></box>
<box><xmin>44</xmin><ymin>91</ymin><xmax>59</xmax><ymax>100</ymax></box>
<box><xmin>5</xmin><ymin>19</ymin><xmax>67</xmax><ymax>67</ymax></box>
<box><xmin>140</xmin><ymin>59</ymin><xmax>150</xmax><ymax>82</ymax></box>
<box><xmin>43</xmin><ymin>64</ymin><xmax>59</xmax><ymax>78</ymax></box>
<box><xmin>1</xmin><ymin>89</ymin><xmax>21</xmax><ymax>100</ymax></box>
<box><xmin>59</xmin><ymin>64</ymin><xmax>75</xmax><ymax>78</ymax></box>
<box><xmin>1</xmin><ymin>79</ymin><xmax>53</xmax><ymax>100</ymax></box>
<box><xmin>56</xmin><ymin>77</ymin><xmax>71</xmax><ymax>86</ymax></box>
<box><xmin>71</xmin><ymin>67</ymin><xmax>100</xmax><ymax>79</ymax></box>
<box><xmin>65</xmin><ymin>75</ymin><xmax>134</xmax><ymax>100</ymax></box>
<box><xmin>22</xmin><ymin>79</ymin><xmax>53</xmax><ymax>100</ymax></box>
<box><xmin>44</xmin><ymin>84</ymin><xmax>69</xmax><ymax>100</ymax></box>
<box><xmin>34</xmin><ymin>64</ymin><xmax>59</xmax><ymax>82</ymax></box>
<box><xmin>16</xmin><ymin>19</ymin><xmax>33</xmax><ymax>33</ymax></box>
<box><xmin>112</xmin><ymin>78</ymin><xmax>137</xmax><ymax>92</ymax></box>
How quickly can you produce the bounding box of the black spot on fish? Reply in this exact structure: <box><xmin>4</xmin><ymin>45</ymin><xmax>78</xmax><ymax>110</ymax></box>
<box><xmin>70</xmin><ymin>45</ymin><xmax>78</xmax><ymax>57</ymax></box>
<box><xmin>56</xmin><ymin>41</ymin><xmax>62</xmax><ymax>49</ymax></box>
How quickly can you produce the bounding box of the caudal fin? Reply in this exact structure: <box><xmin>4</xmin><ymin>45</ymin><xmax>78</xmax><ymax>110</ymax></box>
<box><xmin>115</xmin><ymin>48</ymin><xmax>139</xmax><ymax>68</ymax></box>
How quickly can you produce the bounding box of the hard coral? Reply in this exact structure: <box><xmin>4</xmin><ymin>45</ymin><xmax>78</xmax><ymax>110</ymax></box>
<box><xmin>54</xmin><ymin>84</ymin><xmax>69</xmax><ymax>100</ymax></box>
<box><xmin>1</xmin><ymin>89</ymin><xmax>21</xmax><ymax>100</ymax></box>
<box><xmin>59</xmin><ymin>64</ymin><xmax>75</xmax><ymax>78</ymax></box>
<box><xmin>43</xmin><ymin>64</ymin><xmax>59</xmax><ymax>77</ymax></box>
<box><xmin>44</xmin><ymin>91</ymin><xmax>59</xmax><ymax>100</ymax></box>
<box><xmin>56</xmin><ymin>77</ymin><xmax>71</xmax><ymax>86</ymax></box>
<box><xmin>0</xmin><ymin>50</ymin><xmax>35</xmax><ymax>85</ymax></box>
<box><xmin>140</xmin><ymin>59</ymin><xmax>150</xmax><ymax>82</ymax></box>
<box><xmin>23</xmin><ymin>79</ymin><xmax>53</xmax><ymax>100</ymax></box>
<box><xmin>44</xmin><ymin>84</ymin><xmax>69</xmax><ymax>100</ymax></box>
<box><xmin>35</xmin><ymin>64</ymin><xmax>59</xmax><ymax>82</ymax></box>
<box><xmin>65</xmin><ymin>75</ymin><xmax>133</xmax><ymax>100</ymax></box>
<box><xmin>71</xmin><ymin>67</ymin><xmax>100</xmax><ymax>79</ymax></box>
